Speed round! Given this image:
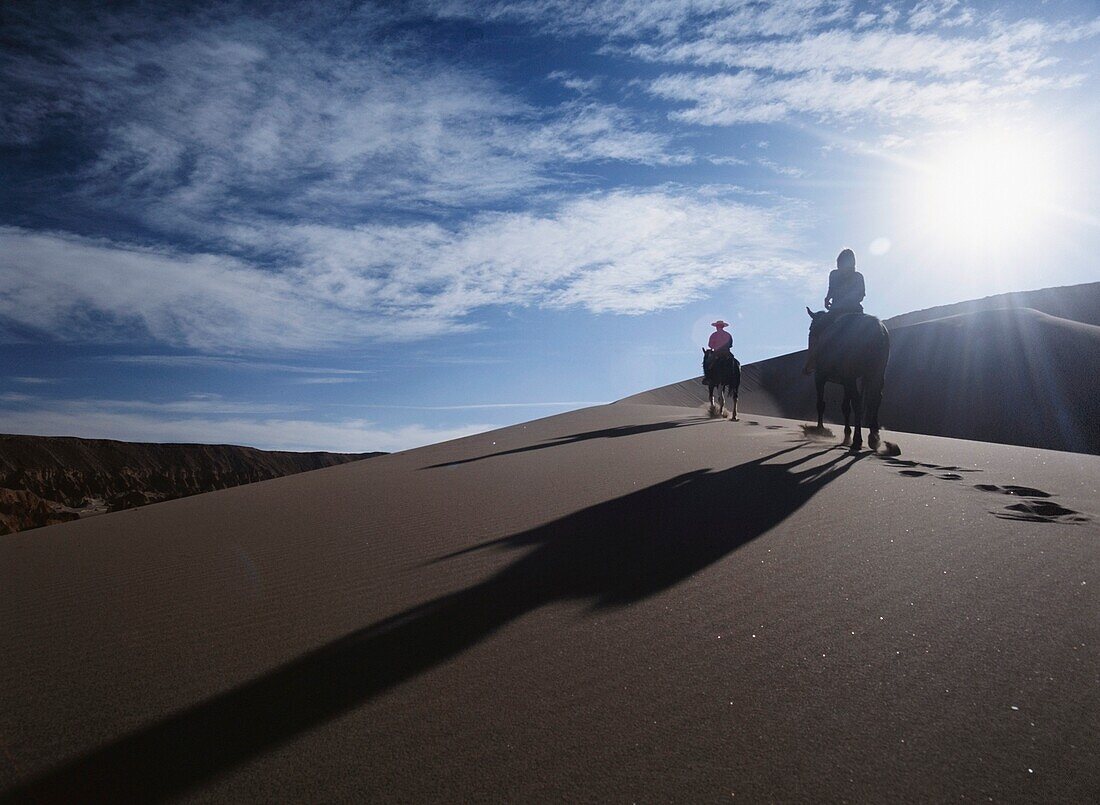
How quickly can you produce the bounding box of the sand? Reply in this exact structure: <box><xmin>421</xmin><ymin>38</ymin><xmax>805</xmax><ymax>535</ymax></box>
<box><xmin>1</xmin><ymin>402</ymin><xmax>1097</xmax><ymax>802</ymax></box>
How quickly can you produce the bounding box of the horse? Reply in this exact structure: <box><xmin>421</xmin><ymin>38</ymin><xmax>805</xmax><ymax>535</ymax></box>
<box><xmin>805</xmin><ymin>308</ymin><xmax>889</xmax><ymax>450</ymax></box>
<box><xmin>702</xmin><ymin>348</ymin><xmax>741</xmax><ymax>420</ymax></box>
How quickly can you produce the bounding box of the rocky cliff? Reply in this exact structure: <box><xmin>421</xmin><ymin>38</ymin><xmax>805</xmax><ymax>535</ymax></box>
<box><xmin>0</xmin><ymin>434</ymin><xmax>382</xmax><ymax>534</ymax></box>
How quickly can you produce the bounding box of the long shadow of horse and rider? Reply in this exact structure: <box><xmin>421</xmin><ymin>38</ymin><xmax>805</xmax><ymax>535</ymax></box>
<box><xmin>7</xmin><ymin>444</ymin><xmax>865</xmax><ymax>803</ymax></box>
<box><xmin>426</xmin><ymin>419</ymin><xmax>710</xmax><ymax>469</ymax></box>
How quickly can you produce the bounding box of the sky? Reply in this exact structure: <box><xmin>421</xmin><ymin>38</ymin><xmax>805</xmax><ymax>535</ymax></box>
<box><xmin>2</xmin><ymin>0</ymin><xmax>1098</xmax><ymax>452</ymax></box>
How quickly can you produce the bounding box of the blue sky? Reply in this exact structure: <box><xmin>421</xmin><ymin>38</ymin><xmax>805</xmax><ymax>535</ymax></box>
<box><xmin>2</xmin><ymin>0</ymin><xmax>1098</xmax><ymax>451</ymax></box>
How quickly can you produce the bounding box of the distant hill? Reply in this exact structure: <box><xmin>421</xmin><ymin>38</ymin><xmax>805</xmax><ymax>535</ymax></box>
<box><xmin>0</xmin><ymin>435</ymin><xmax>382</xmax><ymax>534</ymax></box>
<box><xmin>620</xmin><ymin>281</ymin><xmax>1100</xmax><ymax>454</ymax></box>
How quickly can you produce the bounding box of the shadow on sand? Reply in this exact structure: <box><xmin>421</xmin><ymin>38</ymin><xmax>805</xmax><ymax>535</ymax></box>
<box><xmin>423</xmin><ymin>419</ymin><xmax>710</xmax><ymax>468</ymax></box>
<box><xmin>5</xmin><ymin>444</ymin><xmax>863</xmax><ymax>803</ymax></box>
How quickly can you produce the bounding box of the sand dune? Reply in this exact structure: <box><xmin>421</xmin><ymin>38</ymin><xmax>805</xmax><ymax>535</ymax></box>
<box><xmin>625</xmin><ymin>283</ymin><xmax>1100</xmax><ymax>454</ymax></box>
<box><xmin>2</xmin><ymin>403</ymin><xmax>1097</xmax><ymax>802</ymax></box>
<box><xmin>882</xmin><ymin>280</ymin><xmax>1100</xmax><ymax>330</ymax></box>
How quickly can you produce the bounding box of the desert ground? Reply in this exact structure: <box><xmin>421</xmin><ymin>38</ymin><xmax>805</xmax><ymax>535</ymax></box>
<box><xmin>2</xmin><ymin>400</ymin><xmax>1097</xmax><ymax>802</ymax></box>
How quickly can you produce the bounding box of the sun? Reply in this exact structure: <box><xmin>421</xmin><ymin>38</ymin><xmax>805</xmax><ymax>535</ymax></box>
<box><xmin>906</xmin><ymin>127</ymin><xmax>1066</xmax><ymax>252</ymax></box>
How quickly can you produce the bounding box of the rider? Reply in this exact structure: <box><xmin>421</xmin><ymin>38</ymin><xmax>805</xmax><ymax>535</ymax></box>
<box><xmin>824</xmin><ymin>248</ymin><xmax>865</xmax><ymax>315</ymax></box>
<box><xmin>803</xmin><ymin>249</ymin><xmax>866</xmax><ymax>374</ymax></box>
<box><xmin>704</xmin><ymin>320</ymin><xmax>734</xmax><ymax>378</ymax></box>
<box><xmin>708</xmin><ymin>320</ymin><xmax>733</xmax><ymax>354</ymax></box>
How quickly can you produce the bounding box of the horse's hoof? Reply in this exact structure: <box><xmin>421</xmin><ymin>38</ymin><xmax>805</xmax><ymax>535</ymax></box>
<box><xmin>868</xmin><ymin>432</ymin><xmax>881</xmax><ymax>450</ymax></box>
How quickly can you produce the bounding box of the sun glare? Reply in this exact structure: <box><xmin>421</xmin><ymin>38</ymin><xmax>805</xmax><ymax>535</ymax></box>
<box><xmin>907</xmin><ymin>128</ymin><xmax>1067</xmax><ymax>252</ymax></box>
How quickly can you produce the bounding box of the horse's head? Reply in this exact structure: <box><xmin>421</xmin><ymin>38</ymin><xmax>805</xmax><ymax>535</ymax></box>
<box><xmin>806</xmin><ymin>306</ymin><xmax>828</xmax><ymax>348</ymax></box>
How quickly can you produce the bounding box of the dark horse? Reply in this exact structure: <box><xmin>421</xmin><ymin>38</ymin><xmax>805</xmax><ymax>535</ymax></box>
<box><xmin>805</xmin><ymin>309</ymin><xmax>889</xmax><ymax>450</ymax></box>
<box><xmin>702</xmin><ymin>348</ymin><xmax>741</xmax><ymax>420</ymax></box>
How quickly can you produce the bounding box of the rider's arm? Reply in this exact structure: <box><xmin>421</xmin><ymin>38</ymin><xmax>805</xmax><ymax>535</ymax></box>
<box><xmin>855</xmin><ymin>272</ymin><xmax>866</xmax><ymax>303</ymax></box>
<box><xmin>824</xmin><ymin>269</ymin><xmax>837</xmax><ymax>309</ymax></box>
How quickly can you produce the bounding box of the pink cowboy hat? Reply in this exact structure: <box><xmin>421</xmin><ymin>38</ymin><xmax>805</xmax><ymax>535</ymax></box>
<box><xmin>711</xmin><ymin>320</ymin><xmax>730</xmax><ymax>328</ymax></box>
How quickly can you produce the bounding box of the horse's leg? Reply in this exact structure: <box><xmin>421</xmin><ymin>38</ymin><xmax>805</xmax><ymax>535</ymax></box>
<box><xmin>866</xmin><ymin>371</ymin><xmax>884</xmax><ymax>450</ymax></box>
<box><xmin>847</xmin><ymin>379</ymin><xmax>863</xmax><ymax>450</ymax></box>
<box><xmin>815</xmin><ymin>374</ymin><xmax>827</xmax><ymax>429</ymax></box>
<box><xmin>708</xmin><ymin>384</ymin><xmax>715</xmax><ymax>414</ymax></box>
<box><xmin>730</xmin><ymin>363</ymin><xmax>741</xmax><ymax>421</ymax></box>
<box><xmin>841</xmin><ymin>390</ymin><xmax>852</xmax><ymax>445</ymax></box>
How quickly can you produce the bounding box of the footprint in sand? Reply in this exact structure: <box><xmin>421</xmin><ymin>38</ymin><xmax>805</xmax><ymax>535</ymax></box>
<box><xmin>995</xmin><ymin>500</ymin><xmax>1090</xmax><ymax>524</ymax></box>
<box><xmin>973</xmin><ymin>484</ymin><xmax>1090</xmax><ymax>524</ymax></box>
<box><xmin>885</xmin><ymin>458</ymin><xmax>979</xmax><ymax>472</ymax></box>
<box><xmin>765</xmin><ymin>425</ymin><xmax>784</xmax><ymax>430</ymax></box>
<box><xmin>974</xmin><ymin>484</ymin><xmax>1052</xmax><ymax>498</ymax></box>
<box><xmin>880</xmin><ymin>455</ymin><xmax>1087</xmax><ymax>523</ymax></box>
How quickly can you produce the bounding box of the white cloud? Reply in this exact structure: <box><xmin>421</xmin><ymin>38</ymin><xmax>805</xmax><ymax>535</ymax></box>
<box><xmin>853</xmin><ymin>11</ymin><xmax>876</xmax><ymax>29</ymax></box>
<box><xmin>908</xmin><ymin>0</ymin><xmax>960</xmax><ymax>30</ymax></box>
<box><xmin>1</xmin><ymin>7</ymin><xmax>690</xmax><ymax>239</ymax></box>
<box><xmin>548</xmin><ymin>70</ymin><xmax>600</xmax><ymax>93</ymax></box>
<box><xmin>293</xmin><ymin>377</ymin><xmax>368</xmax><ymax>385</ymax></box>
<box><xmin>648</xmin><ymin>67</ymin><xmax>1079</xmax><ymax>126</ymax></box>
<box><xmin>443</xmin><ymin>0</ymin><xmax>850</xmax><ymax>40</ymax></box>
<box><xmin>757</xmin><ymin>158</ymin><xmax>805</xmax><ymax>178</ymax></box>
<box><xmin>0</xmin><ymin>391</ymin><xmax>604</xmax><ymax>450</ymax></box>
<box><xmin>360</xmin><ymin>401</ymin><xmax>605</xmax><ymax>410</ymax></box>
<box><xmin>610</xmin><ymin>7</ymin><xmax>1098</xmax><ymax>128</ymax></box>
<box><xmin>632</xmin><ymin>29</ymin><xmax>996</xmax><ymax>75</ymax></box>
<box><xmin>101</xmin><ymin>355</ymin><xmax>371</xmax><ymax>375</ymax></box>
<box><xmin>0</xmin><ymin>393</ymin><xmax>298</xmax><ymax>416</ymax></box>
<box><xmin>522</xmin><ymin>101</ymin><xmax>690</xmax><ymax>165</ymax></box>
<box><xmin>1</xmin><ymin>190</ymin><xmax>808</xmax><ymax>349</ymax></box>
<box><xmin>0</xmin><ymin>407</ymin><xmax>492</xmax><ymax>453</ymax></box>
<box><xmin>0</xmin><ymin>227</ymin><xmax>336</xmax><ymax>350</ymax></box>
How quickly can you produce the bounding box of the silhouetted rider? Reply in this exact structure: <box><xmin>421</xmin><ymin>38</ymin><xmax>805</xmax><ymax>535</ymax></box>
<box><xmin>824</xmin><ymin>248</ymin><xmax>865</xmax><ymax>314</ymax></box>
<box><xmin>803</xmin><ymin>248</ymin><xmax>866</xmax><ymax>374</ymax></box>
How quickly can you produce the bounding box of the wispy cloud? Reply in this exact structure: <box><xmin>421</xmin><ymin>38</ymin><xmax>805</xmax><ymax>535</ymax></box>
<box><xmin>0</xmin><ymin>408</ymin><xmax>492</xmax><ymax>453</ymax></box>
<box><xmin>647</xmin><ymin>67</ymin><xmax>1082</xmax><ymax>126</ymax></box>
<box><xmin>9</xmin><ymin>376</ymin><xmax>58</xmax><ymax>384</ymax></box>
<box><xmin>1</xmin><ymin>3</ymin><xmax>689</xmax><ymax>242</ymax></box>
<box><xmin>293</xmin><ymin>377</ymin><xmax>368</xmax><ymax>385</ymax></box>
<box><xmin>443</xmin><ymin>0</ymin><xmax>850</xmax><ymax>40</ymax></box>
<box><xmin>0</xmin><ymin>393</ymin><xmax>299</xmax><ymax>416</ymax></box>
<box><xmin>358</xmin><ymin>401</ymin><xmax>605</xmax><ymax>410</ymax></box>
<box><xmin>101</xmin><ymin>355</ymin><xmax>371</xmax><ymax>375</ymax></box>
<box><xmin>757</xmin><ymin>158</ymin><xmax>806</xmax><ymax>178</ymax></box>
<box><xmin>0</xmin><ymin>395</ymin><xmax>492</xmax><ymax>452</ymax></box>
<box><xmin>1</xmin><ymin>190</ymin><xmax>809</xmax><ymax>349</ymax></box>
